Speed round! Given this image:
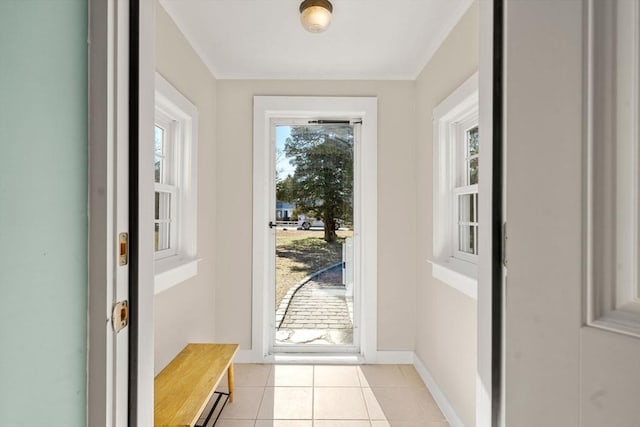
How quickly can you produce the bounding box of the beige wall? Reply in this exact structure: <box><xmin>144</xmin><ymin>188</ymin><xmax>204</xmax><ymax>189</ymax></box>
<box><xmin>415</xmin><ymin>2</ymin><xmax>479</xmax><ymax>426</ymax></box>
<box><xmin>153</xmin><ymin>3</ymin><xmax>217</xmax><ymax>372</ymax></box>
<box><xmin>214</xmin><ymin>80</ymin><xmax>417</xmax><ymax>351</ymax></box>
<box><xmin>155</xmin><ymin>3</ymin><xmax>478</xmax><ymax>423</ymax></box>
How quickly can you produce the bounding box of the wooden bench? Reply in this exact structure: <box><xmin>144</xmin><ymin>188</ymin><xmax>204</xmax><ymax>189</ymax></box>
<box><xmin>154</xmin><ymin>343</ymin><xmax>239</xmax><ymax>427</ymax></box>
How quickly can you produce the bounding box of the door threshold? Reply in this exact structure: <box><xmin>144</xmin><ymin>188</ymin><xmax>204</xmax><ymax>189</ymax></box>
<box><xmin>266</xmin><ymin>353</ymin><xmax>365</xmax><ymax>365</ymax></box>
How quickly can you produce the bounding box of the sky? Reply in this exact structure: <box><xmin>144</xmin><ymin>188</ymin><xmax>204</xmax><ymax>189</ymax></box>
<box><xmin>276</xmin><ymin>125</ymin><xmax>296</xmax><ymax>178</ymax></box>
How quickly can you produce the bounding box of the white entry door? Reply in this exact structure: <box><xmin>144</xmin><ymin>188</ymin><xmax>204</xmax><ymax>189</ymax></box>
<box><xmin>503</xmin><ymin>1</ymin><xmax>640</xmax><ymax>426</ymax></box>
<box><xmin>252</xmin><ymin>96</ymin><xmax>378</xmax><ymax>361</ymax></box>
<box><xmin>269</xmin><ymin>118</ymin><xmax>360</xmax><ymax>353</ymax></box>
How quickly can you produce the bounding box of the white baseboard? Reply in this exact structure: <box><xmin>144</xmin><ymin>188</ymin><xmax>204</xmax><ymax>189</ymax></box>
<box><xmin>413</xmin><ymin>353</ymin><xmax>466</xmax><ymax>427</ymax></box>
<box><xmin>234</xmin><ymin>349</ymin><xmax>263</xmax><ymax>363</ymax></box>
<box><xmin>372</xmin><ymin>350</ymin><xmax>415</xmax><ymax>364</ymax></box>
<box><xmin>234</xmin><ymin>349</ymin><xmax>414</xmax><ymax>364</ymax></box>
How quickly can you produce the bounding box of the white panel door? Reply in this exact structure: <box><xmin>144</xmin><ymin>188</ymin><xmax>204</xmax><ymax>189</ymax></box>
<box><xmin>269</xmin><ymin>118</ymin><xmax>360</xmax><ymax>354</ymax></box>
<box><xmin>504</xmin><ymin>1</ymin><xmax>640</xmax><ymax>426</ymax></box>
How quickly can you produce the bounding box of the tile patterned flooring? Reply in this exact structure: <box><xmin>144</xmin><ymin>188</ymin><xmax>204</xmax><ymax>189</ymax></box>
<box><xmin>210</xmin><ymin>364</ymin><xmax>449</xmax><ymax>427</ymax></box>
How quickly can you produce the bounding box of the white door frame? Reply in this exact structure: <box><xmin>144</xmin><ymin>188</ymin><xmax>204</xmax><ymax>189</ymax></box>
<box><xmin>269</xmin><ymin>117</ymin><xmax>361</xmax><ymax>354</ymax></box>
<box><xmin>87</xmin><ymin>0</ymin><xmax>155</xmax><ymax>425</ymax></box>
<box><xmin>251</xmin><ymin>96</ymin><xmax>378</xmax><ymax>362</ymax></box>
<box><xmin>477</xmin><ymin>0</ymin><xmax>497</xmax><ymax>426</ymax></box>
<box><xmin>87</xmin><ymin>0</ymin><xmax>129</xmax><ymax>424</ymax></box>
<box><xmin>135</xmin><ymin>0</ymin><xmax>156</xmax><ymax>424</ymax></box>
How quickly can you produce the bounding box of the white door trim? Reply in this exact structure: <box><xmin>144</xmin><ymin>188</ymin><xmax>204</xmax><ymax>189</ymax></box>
<box><xmin>268</xmin><ymin>117</ymin><xmax>361</xmax><ymax>354</ymax></box>
<box><xmin>252</xmin><ymin>96</ymin><xmax>378</xmax><ymax>362</ymax></box>
<box><xmin>87</xmin><ymin>0</ymin><xmax>129</xmax><ymax>424</ymax></box>
<box><xmin>135</xmin><ymin>0</ymin><xmax>156</xmax><ymax>425</ymax></box>
<box><xmin>477</xmin><ymin>1</ymin><xmax>495</xmax><ymax>426</ymax></box>
<box><xmin>87</xmin><ymin>1</ymin><xmax>155</xmax><ymax>425</ymax></box>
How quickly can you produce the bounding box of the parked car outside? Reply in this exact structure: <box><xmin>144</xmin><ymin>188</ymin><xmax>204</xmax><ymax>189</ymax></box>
<box><xmin>297</xmin><ymin>215</ymin><xmax>341</xmax><ymax>230</ymax></box>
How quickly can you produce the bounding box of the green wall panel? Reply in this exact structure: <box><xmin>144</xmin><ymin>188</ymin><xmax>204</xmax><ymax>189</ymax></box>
<box><xmin>0</xmin><ymin>1</ymin><xmax>88</xmax><ymax>425</ymax></box>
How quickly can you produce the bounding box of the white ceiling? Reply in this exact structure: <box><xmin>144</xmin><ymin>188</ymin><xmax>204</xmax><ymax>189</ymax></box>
<box><xmin>159</xmin><ymin>0</ymin><xmax>474</xmax><ymax>80</ymax></box>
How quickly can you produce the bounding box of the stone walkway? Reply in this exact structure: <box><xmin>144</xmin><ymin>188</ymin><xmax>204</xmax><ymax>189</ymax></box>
<box><xmin>276</xmin><ymin>265</ymin><xmax>353</xmax><ymax>345</ymax></box>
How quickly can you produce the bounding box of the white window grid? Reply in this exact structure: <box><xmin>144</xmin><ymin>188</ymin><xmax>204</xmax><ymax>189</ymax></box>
<box><xmin>154</xmin><ymin>112</ymin><xmax>179</xmax><ymax>259</ymax></box>
<box><xmin>453</xmin><ymin>186</ymin><xmax>479</xmax><ymax>262</ymax></box>
<box><xmin>452</xmin><ymin>116</ymin><xmax>479</xmax><ymax>264</ymax></box>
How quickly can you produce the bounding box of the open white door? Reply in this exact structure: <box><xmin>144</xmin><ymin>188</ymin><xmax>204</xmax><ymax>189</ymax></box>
<box><xmin>503</xmin><ymin>1</ymin><xmax>640</xmax><ymax>426</ymax></box>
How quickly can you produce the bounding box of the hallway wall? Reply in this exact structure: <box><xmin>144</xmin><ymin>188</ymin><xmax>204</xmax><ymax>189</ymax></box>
<box><xmin>0</xmin><ymin>1</ymin><xmax>88</xmax><ymax>425</ymax></box>
<box><xmin>415</xmin><ymin>2</ymin><xmax>479</xmax><ymax>426</ymax></box>
<box><xmin>154</xmin><ymin>2</ymin><xmax>218</xmax><ymax>372</ymax></box>
<box><xmin>214</xmin><ymin>80</ymin><xmax>417</xmax><ymax>352</ymax></box>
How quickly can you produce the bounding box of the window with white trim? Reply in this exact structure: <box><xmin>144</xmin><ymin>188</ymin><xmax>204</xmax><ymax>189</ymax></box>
<box><xmin>432</xmin><ymin>72</ymin><xmax>479</xmax><ymax>297</ymax></box>
<box><xmin>153</xmin><ymin>73</ymin><xmax>199</xmax><ymax>294</ymax></box>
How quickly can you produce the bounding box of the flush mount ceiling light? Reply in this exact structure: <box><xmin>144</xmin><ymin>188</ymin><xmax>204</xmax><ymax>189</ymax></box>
<box><xmin>299</xmin><ymin>0</ymin><xmax>333</xmax><ymax>33</ymax></box>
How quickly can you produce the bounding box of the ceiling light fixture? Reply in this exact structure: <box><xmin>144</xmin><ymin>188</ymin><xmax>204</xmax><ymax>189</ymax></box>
<box><xmin>299</xmin><ymin>0</ymin><xmax>333</xmax><ymax>33</ymax></box>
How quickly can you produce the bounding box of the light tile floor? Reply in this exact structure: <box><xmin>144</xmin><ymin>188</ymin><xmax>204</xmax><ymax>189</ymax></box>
<box><xmin>208</xmin><ymin>364</ymin><xmax>449</xmax><ymax>427</ymax></box>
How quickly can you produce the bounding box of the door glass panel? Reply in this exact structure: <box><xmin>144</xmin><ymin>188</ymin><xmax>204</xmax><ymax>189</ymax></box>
<box><xmin>274</xmin><ymin>123</ymin><xmax>355</xmax><ymax>347</ymax></box>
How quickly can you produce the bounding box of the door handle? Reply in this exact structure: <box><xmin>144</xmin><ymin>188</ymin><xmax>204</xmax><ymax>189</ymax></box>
<box><xmin>269</xmin><ymin>221</ymin><xmax>276</xmax><ymax>229</ymax></box>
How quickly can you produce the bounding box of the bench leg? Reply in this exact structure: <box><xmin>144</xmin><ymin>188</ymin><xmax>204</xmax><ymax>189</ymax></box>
<box><xmin>227</xmin><ymin>363</ymin><xmax>235</xmax><ymax>403</ymax></box>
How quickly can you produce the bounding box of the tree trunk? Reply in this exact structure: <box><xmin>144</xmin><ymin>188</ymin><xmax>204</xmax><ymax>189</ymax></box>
<box><xmin>324</xmin><ymin>220</ymin><xmax>337</xmax><ymax>242</ymax></box>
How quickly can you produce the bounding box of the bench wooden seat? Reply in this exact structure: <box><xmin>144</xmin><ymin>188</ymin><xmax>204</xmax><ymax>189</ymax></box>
<box><xmin>154</xmin><ymin>343</ymin><xmax>239</xmax><ymax>427</ymax></box>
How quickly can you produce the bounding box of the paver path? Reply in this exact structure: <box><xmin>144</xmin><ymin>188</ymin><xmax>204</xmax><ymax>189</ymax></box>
<box><xmin>276</xmin><ymin>264</ymin><xmax>353</xmax><ymax>345</ymax></box>
<box><xmin>279</xmin><ymin>281</ymin><xmax>352</xmax><ymax>329</ymax></box>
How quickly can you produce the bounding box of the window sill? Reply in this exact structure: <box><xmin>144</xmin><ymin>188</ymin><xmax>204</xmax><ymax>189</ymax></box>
<box><xmin>154</xmin><ymin>256</ymin><xmax>200</xmax><ymax>295</ymax></box>
<box><xmin>429</xmin><ymin>258</ymin><xmax>477</xmax><ymax>300</ymax></box>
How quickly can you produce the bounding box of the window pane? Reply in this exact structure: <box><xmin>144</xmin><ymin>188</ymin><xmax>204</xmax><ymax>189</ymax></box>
<box><xmin>155</xmin><ymin>191</ymin><xmax>172</xmax><ymax>221</ymax></box>
<box><xmin>474</xmin><ymin>194</ymin><xmax>478</xmax><ymax>222</ymax></box>
<box><xmin>154</xmin><ymin>126</ymin><xmax>164</xmax><ymax>156</ymax></box>
<box><xmin>154</xmin><ymin>191</ymin><xmax>172</xmax><ymax>252</ymax></box>
<box><xmin>155</xmin><ymin>222</ymin><xmax>171</xmax><ymax>252</ymax></box>
<box><xmin>459</xmin><ymin>225</ymin><xmax>472</xmax><ymax>254</ymax></box>
<box><xmin>153</xmin><ymin>126</ymin><xmax>167</xmax><ymax>184</ymax></box>
<box><xmin>467</xmin><ymin>126</ymin><xmax>479</xmax><ymax>156</ymax></box>
<box><xmin>468</xmin><ymin>157</ymin><xmax>479</xmax><ymax>185</ymax></box>
<box><xmin>458</xmin><ymin>194</ymin><xmax>473</xmax><ymax>222</ymax></box>
<box><xmin>154</xmin><ymin>126</ymin><xmax>164</xmax><ymax>184</ymax></box>
<box><xmin>155</xmin><ymin>156</ymin><xmax>162</xmax><ymax>183</ymax></box>
<box><xmin>474</xmin><ymin>225</ymin><xmax>478</xmax><ymax>255</ymax></box>
<box><xmin>458</xmin><ymin>194</ymin><xmax>478</xmax><ymax>255</ymax></box>
<box><xmin>458</xmin><ymin>225</ymin><xmax>477</xmax><ymax>255</ymax></box>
